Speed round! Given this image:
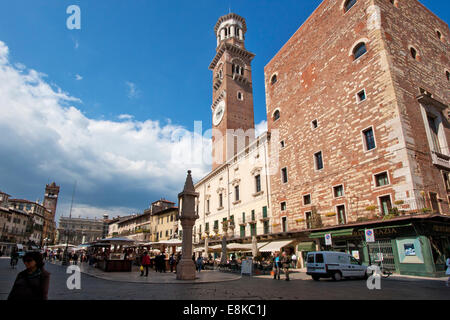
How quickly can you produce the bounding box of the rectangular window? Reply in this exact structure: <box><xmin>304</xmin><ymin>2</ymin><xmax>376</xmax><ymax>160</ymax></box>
<box><xmin>312</xmin><ymin>119</ymin><xmax>318</xmax><ymax>129</ymax></box>
<box><xmin>240</xmin><ymin>225</ymin><xmax>245</xmax><ymax>238</ymax></box>
<box><xmin>314</xmin><ymin>152</ymin><xmax>323</xmax><ymax>170</ymax></box>
<box><xmin>305</xmin><ymin>211</ymin><xmax>312</xmax><ymax>229</ymax></box>
<box><xmin>333</xmin><ymin>185</ymin><xmax>344</xmax><ymax>198</ymax></box>
<box><xmin>337</xmin><ymin>205</ymin><xmax>346</xmax><ymax>225</ymax></box>
<box><xmin>250</xmin><ymin>223</ymin><xmax>257</xmax><ymax>236</ymax></box>
<box><xmin>235</xmin><ymin>185</ymin><xmax>240</xmax><ymax>201</ymax></box>
<box><xmin>280</xmin><ymin>140</ymin><xmax>285</xmax><ymax>149</ymax></box>
<box><xmin>251</xmin><ymin>210</ymin><xmax>255</xmax><ymax>221</ymax></box>
<box><xmin>206</xmin><ymin>199</ymin><xmax>210</xmax><ymax>212</ymax></box>
<box><xmin>242</xmin><ymin>212</ymin><xmax>245</xmax><ymax>223</ymax></box>
<box><xmin>255</xmin><ymin>175</ymin><xmax>261</xmax><ymax>193</ymax></box>
<box><xmin>281</xmin><ymin>167</ymin><xmax>288</xmax><ymax>183</ymax></box>
<box><xmin>281</xmin><ymin>202</ymin><xmax>286</xmax><ymax>211</ymax></box>
<box><xmin>214</xmin><ymin>220</ymin><xmax>219</xmax><ymax>230</ymax></box>
<box><xmin>363</xmin><ymin>127</ymin><xmax>376</xmax><ymax>151</ymax></box>
<box><xmin>303</xmin><ymin>194</ymin><xmax>311</xmax><ymax>205</ymax></box>
<box><xmin>282</xmin><ymin>217</ymin><xmax>287</xmax><ymax>232</ymax></box>
<box><xmin>263</xmin><ymin>221</ymin><xmax>270</xmax><ymax>234</ymax></box>
<box><xmin>379</xmin><ymin>195</ymin><xmax>392</xmax><ymax>215</ymax></box>
<box><xmin>262</xmin><ymin>206</ymin><xmax>268</xmax><ymax>218</ymax></box>
<box><xmin>219</xmin><ymin>194</ymin><xmax>223</xmax><ymax>208</ymax></box>
<box><xmin>357</xmin><ymin>89</ymin><xmax>366</xmax><ymax>102</ymax></box>
<box><xmin>375</xmin><ymin>172</ymin><xmax>389</xmax><ymax>187</ymax></box>
<box><xmin>427</xmin><ymin>115</ymin><xmax>441</xmax><ymax>153</ymax></box>
<box><xmin>205</xmin><ymin>223</ymin><xmax>209</xmax><ymax>232</ymax></box>
<box><xmin>430</xmin><ymin>192</ymin><xmax>440</xmax><ymax>213</ymax></box>
<box><xmin>443</xmin><ymin>172</ymin><xmax>450</xmax><ymax>191</ymax></box>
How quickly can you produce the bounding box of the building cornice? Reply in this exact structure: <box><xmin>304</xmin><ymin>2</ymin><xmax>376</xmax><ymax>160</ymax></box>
<box><xmin>209</xmin><ymin>42</ymin><xmax>255</xmax><ymax>70</ymax></box>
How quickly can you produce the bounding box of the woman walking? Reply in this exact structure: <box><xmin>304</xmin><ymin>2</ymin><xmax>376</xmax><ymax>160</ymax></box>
<box><xmin>8</xmin><ymin>251</ymin><xmax>50</xmax><ymax>300</ymax></box>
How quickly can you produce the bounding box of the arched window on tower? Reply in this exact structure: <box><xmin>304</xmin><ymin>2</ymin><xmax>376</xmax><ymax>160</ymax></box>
<box><xmin>273</xmin><ymin>110</ymin><xmax>280</xmax><ymax>122</ymax></box>
<box><xmin>344</xmin><ymin>0</ymin><xmax>357</xmax><ymax>12</ymax></box>
<box><xmin>353</xmin><ymin>42</ymin><xmax>367</xmax><ymax>60</ymax></box>
<box><xmin>271</xmin><ymin>74</ymin><xmax>278</xmax><ymax>85</ymax></box>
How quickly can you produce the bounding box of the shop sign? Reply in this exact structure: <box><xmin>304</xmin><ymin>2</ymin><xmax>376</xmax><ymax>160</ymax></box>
<box><xmin>365</xmin><ymin>229</ymin><xmax>375</xmax><ymax>243</ymax></box>
<box><xmin>325</xmin><ymin>234</ymin><xmax>332</xmax><ymax>245</ymax></box>
<box><xmin>352</xmin><ymin>250</ymin><xmax>360</xmax><ymax>260</ymax></box>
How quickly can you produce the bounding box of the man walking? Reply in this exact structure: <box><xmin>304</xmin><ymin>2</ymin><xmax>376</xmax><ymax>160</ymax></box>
<box><xmin>273</xmin><ymin>252</ymin><xmax>281</xmax><ymax>280</ymax></box>
<box><xmin>281</xmin><ymin>251</ymin><xmax>291</xmax><ymax>281</ymax></box>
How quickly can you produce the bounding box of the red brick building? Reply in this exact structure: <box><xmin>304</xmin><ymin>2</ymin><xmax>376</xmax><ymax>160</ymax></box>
<box><xmin>264</xmin><ymin>0</ymin><xmax>449</xmax><ymax>276</ymax></box>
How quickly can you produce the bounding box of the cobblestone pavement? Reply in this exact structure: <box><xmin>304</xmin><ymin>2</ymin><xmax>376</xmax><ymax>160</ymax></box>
<box><xmin>0</xmin><ymin>258</ymin><xmax>449</xmax><ymax>300</ymax></box>
<box><xmin>46</xmin><ymin>260</ymin><xmax>241</xmax><ymax>284</ymax></box>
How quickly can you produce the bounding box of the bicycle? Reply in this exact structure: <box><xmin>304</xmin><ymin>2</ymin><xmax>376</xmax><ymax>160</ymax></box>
<box><xmin>368</xmin><ymin>261</ymin><xmax>393</xmax><ymax>278</ymax></box>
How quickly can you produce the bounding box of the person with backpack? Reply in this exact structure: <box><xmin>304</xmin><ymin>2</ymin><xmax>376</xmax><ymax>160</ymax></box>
<box><xmin>281</xmin><ymin>251</ymin><xmax>292</xmax><ymax>281</ymax></box>
<box><xmin>8</xmin><ymin>251</ymin><xmax>50</xmax><ymax>300</ymax></box>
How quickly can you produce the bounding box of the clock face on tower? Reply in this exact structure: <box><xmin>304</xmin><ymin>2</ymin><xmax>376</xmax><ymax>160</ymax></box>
<box><xmin>213</xmin><ymin>100</ymin><xmax>226</xmax><ymax>126</ymax></box>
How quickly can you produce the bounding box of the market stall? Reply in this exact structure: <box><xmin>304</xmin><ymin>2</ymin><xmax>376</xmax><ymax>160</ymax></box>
<box><xmin>90</xmin><ymin>238</ymin><xmax>135</xmax><ymax>272</ymax></box>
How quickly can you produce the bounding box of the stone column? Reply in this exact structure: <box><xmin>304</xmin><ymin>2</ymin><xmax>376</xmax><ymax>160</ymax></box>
<box><xmin>176</xmin><ymin>171</ymin><xmax>199</xmax><ymax>280</ymax></box>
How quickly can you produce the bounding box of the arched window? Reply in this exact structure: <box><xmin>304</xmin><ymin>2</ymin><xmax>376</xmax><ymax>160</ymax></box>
<box><xmin>436</xmin><ymin>30</ymin><xmax>442</xmax><ymax>40</ymax></box>
<box><xmin>344</xmin><ymin>0</ymin><xmax>357</xmax><ymax>13</ymax></box>
<box><xmin>353</xmin><ymin>42</ymin><xmax>367</xmax><ymax>60</ymax></box>
<box><xmin>271</xmin><ymin>74</ymin><xmax>278</xmax><ymax>85</ymax></box>
<box><xmin>446</xmin><ymin>71</ymin><xmax>450</xmax><ymax>81</ymax></box>
<box><xmin>273</xmin><ymin>110</ymin><xmax>280</xmax><ymax>121</ymax></box>
<box><xmin>410</xmin><ymin>47</ymin><xmax>417</xmax><ymax>59</ymax></box>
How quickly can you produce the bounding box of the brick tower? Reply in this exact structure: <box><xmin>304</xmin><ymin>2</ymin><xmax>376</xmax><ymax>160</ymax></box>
<box><xmin>43</xmin><ymin>182</ymin><xmax>60</xmax><ymax>219</ymax></box>
<box><xmin>209</xmin><ymin>13</ymin><xmax>256</xmax><ymax>170</ymax></box>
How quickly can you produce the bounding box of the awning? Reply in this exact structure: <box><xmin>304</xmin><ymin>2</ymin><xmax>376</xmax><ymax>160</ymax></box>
<box><xmin>259</xmin><ymin>240</ymin><xmax>294</xmax><ymax>253</ymax></box>
<box><xmin>359</xmin><ymin>223</ymin><xmax>413</xmax><ymax>231</ymax></box>
<box><xmin>297</xmin><ymin>241</ymin><xmax>316</xmax><ymax>251</ymax></box>
<box><xmin>309</xmin><ymin>228</ymin><xmax>354</xmax><ymax>239</ymax></box>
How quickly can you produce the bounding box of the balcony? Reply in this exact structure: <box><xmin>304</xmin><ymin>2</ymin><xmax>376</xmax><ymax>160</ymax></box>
<box><xmin>258</xmin><ymin>212</ymin><xmax>270</xmax><ymax>222</ymax></box>
<box><xmin>431</xmin><ymin>151</ymin><xmax>450</xmax><ymax>170</ymax></box>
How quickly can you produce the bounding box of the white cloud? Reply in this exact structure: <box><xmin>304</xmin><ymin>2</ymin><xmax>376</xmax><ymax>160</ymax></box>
<box><xmin>255</xmin><ymin>120</ymin><xmax>268</xmax><ymax>137</ymax></box>
<box><xmin>125</xmin><ymin>81</ymin><xmax>140</xmax><ymax>99</ymax></box>
<box><xmin>118</xmin><ymin>114</ymin><xmax>134</xmax><ymax>120</ymax></box>
<box><xmin>75</xmin><ymin>74</ymin><xmax>83</xmax><ymax>81</ymax></box>
<box><xmin>0</xmin><ymin>40</ymin><xmax>211</xmax><ymax>221</ymax></box>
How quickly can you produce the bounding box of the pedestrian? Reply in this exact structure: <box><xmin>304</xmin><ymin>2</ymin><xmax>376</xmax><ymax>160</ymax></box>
<box><xmin>73</xmin><ymin>253</ymin><xmax>78</xmax><ymax>265</ymax></box>
<box><xmin>196</xmin><ymin>256</ymin><xmax>203</xmax><ymax>272</ymax></box>
<box><xmin>446</xmin><ymin>253</ymin><xmax>450</xmax><ymax>287</ymax></box>
<box><xmin>273</xmin><ymin>252</ymin><xmax>281</xmax><ymax>280</ymax></box>
<box><xmin>141</xmin><ymin>251</ymin><xmax>150</xmax><ymax>277</ymax></box>
<box><xmin>291</xmin><ymin>253</ymin><xmax>298</xmax><ymax>269</ymax></box>
<box><xmin>169</xmin><ymin>254</ymin><xmax>176</xmax><ymax>273</ymax></box>
<box><xmin>8</xmin><ymin>251</ymin><xmax>50</xmax><ymax>300</ymax></box>
<box><xmin>160</xmin><ymin>252</ymin><xmax>166</xmax><ymax>273</ymax></box>
<box><xmin>281</xmin><ymin>251</ymin><xmax>291</xmax><ymax>281</ymax></box>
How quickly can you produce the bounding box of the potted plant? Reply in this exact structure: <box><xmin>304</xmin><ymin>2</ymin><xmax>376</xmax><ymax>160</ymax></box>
<box><xmin>325</xmin><ymin>212</ymin><xmax>336</xmax><ymax>217</ymax></box>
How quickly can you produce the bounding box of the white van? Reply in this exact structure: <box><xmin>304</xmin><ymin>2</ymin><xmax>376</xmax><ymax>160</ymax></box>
<box><xmin>306</xmin><ymin>251</ymin><xmax>368</xmax><ymax>281</ymax></box>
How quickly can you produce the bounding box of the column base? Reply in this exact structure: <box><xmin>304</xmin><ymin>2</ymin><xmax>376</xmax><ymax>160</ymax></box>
<box><xmin>176</xmin><ymin>259</ymin><xmax>197</xmax><ymax>280</ymax></box>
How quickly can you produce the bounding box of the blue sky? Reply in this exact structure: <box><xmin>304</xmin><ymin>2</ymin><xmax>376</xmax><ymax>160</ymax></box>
<box><xmin>0</xmin><ymin>0</ymin><xmax>448</xmax><ymax>223</ymax></box>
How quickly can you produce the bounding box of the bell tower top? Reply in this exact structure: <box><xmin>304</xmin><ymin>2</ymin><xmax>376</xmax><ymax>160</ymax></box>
<box><xmin>214</xmin><ymin>13</ymin><xmax>247</xmax><ymax>49</ymax></box>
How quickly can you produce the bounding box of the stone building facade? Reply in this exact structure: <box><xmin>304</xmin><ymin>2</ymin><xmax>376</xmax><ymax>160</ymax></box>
<box><xmin>57</xmin><ymin>216</ymin><xmax>107</xmax><ymax>245</ymax></box>
<box><xmin>264</xmin><ymin>0</ymin><xmax>449</xmax><ymax>233</ymax></box>
<box><xmin>187</xmin><ymin>13</ymin><xmax>274</xmax><ymax>250</ymax></box>
<box><xmin>263</xmin><ymin>0</ymin><xmax>449</xmax><ymax>276</ymax></box>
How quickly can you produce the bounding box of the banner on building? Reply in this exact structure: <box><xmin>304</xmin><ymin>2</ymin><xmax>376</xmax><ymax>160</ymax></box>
<box><xmin>365</xmin><ymin>229</ymin><xmax>375</xmax><ymax>243</ymax></box>
<box><xmin>325</xmin><ymin>234</ymin><xmax>332</xmax><ymax>246</ymax></box>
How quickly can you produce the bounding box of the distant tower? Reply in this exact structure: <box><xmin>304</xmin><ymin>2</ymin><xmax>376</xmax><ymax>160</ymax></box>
<box><xmin>210</xmin><ymin>13</ymin><xmax>256</xmax><ymax>170</ymax></box>
<box><xmin>43</xmin><ymin>182</ymin><xmax>60</xmax><ymax>219</ymax></box>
